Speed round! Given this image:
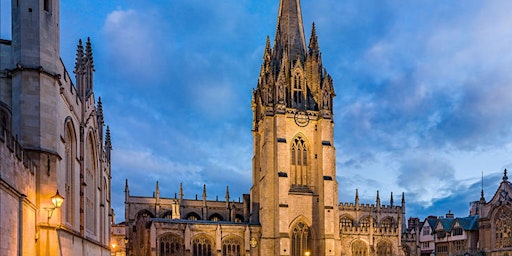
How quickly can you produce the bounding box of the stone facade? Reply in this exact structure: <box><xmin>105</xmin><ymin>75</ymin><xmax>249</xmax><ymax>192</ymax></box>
<box><xmin>123</xmin><ymin>0</ymin><xmax>405</xmax><ymax>255</ymax></box>
<box><xmin>0</xmin><ymin>0</ymin><xmax>112</xmax><ymax>255</ymax></box>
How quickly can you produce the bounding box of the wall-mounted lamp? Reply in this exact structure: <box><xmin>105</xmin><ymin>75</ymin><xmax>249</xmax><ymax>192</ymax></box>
<box><xmin>304</xmin><ymin>250</ymin><xmax>311</xmax><ymax>256</ymax></box>
<box><xmin>45</xmin><ymin>190</ymin><xmax>64</xmax><ymax>223</ymax></box>
<box><xmin>124</xmin><ymin>237</ymin><xmax>129</xmax><ymax>244</ymax></box>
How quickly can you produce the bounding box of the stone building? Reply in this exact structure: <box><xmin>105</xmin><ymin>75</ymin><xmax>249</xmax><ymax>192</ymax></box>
<box><xmin>471</xmin><ymin>170</ymin><xmax>512</xmax><ymax>256</ymax></box>
<box><xmin>124</xmin><ymin>0</ymin><xmax>406</xmax><ymax>255</ymax></box>
<box><xmin>0</xmin><ymin>0</ymin><xmax>112</xmax><ymax>255</ymax></box>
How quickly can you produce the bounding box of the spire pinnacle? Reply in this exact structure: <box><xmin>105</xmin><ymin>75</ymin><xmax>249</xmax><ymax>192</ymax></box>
<box><xmin>401</xmin><ymin>192</ymin><xmax>405</xmax><ymax>206</ymax></box>
<box><xmin>179</xmin><ymin>182</ymin><xmax>184</xmax><ymax>201</ymax></box>
<box><xmin>376</xmin><ymin>190</ymin><xmax>381</xmax><ymax>206</ymax></box>
<box><xmin>390</xmin><ymin>192</ymin><xmax>394</xmax><ymax>207</ymax></box>
<box><xmin>275</xmin><ymin>0</ymin><xmax>307</xmax><ymax>63</ymax></box>
<box><xmin>85</xmin><ymin>37</ymin><xmax>94</xmax><ymax>70</ymax></box>
<box><xmin>355</xmin><ymin>189</ymin><xmax>359</xmax><ymax>205</ymax></box>
<box><xmin>308</xmin><ymin>22</ymin><xmax>320</xmax><ymax>55</ymax></box>
<box><xmin>74</xmin><ymin>39</ymin><xmax>84</xmax><ymax>74</ymax></box>
<box><xmin>504</xmin><ymin>169</ymin><xmax>508</xmax><ymax>181</ymax></box>
<box><xmin>225</xmin><ymin>186</ymin><xmax>230</xmax><ymax>201</ymax></box>
<box><xmin>202</xmin><ymin>184</ymin><xmax>207</xmax><ymax>200</ymax></box>
<box><xmin>105</xmin><ymin>126</ymin><xmax>112</xmax><ymax>150</ymax></box>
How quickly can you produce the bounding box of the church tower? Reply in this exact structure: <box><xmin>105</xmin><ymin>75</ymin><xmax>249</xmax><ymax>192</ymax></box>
<box><xmin>250</xmin><ymin>0</ymin><xmax>339</xmax><ymax>255</ymax></box>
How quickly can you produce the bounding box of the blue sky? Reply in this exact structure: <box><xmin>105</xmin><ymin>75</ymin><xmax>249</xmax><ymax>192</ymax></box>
<box><xmin>6</xmin><ymin>0</ymin><xmax>512</xmax><ymax>221</ymax></box>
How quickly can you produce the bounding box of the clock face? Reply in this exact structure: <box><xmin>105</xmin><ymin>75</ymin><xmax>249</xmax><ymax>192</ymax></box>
<box><xmin>294</xmin><ymin>110</ymin><xmax>309</xmax><ymax>127</ymax></box>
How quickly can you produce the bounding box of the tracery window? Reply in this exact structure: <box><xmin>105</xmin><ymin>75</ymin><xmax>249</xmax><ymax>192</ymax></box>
<box><xmin>291</xmin><ymin>221</ymin><xmax>311</xmax><ymax>256</ymax></box>
<box><xmin>340</xmin><ymin>216</ymin><xmax>354</xmax><ymax>230</ymax></box>
<box><xmin>192</xmin><ymin>236</ymin><xmax>213</xmax><ymax>256</ymax></box>
<box><xmin>85</xmin><ymin>135</ymin><xmax>96</xmax><ymax>234</ymax></box>
<box><xmin>292</xmin><ymin>71</ymin><xmax>305</xmax><ymax>108</ymax></box>
<box><xmin>291</xmin><ymin>136</ymin><xmax>308</xmax><ymax>186</ymax></box>
<box><xmin>209</xmin><ymin>213</ymin><xmax>223</xmax><ymax>222</ymax></box>
<box><xmin>352</xmin><ymin>240</ymin><xmax>368</xmax><ymax>256</ymax></box>
<box><xmin>222</xmin><ymin>237</ymin><xmax>242</xmax><ymax>256</ymax></box>
<box><xmin>495</xmin><ymin>207</ymin><xmax>512</xmax><ymax>248</ymax></box>
<box><xmin>381</xmin><ymin>217</ymin><xmax>395</xmax><ymax>231</ymax></box>
<box><xmin>360</xmin><ymin>216</ymin><xmax>375</xmax><ymax>228</ymax></box>
<box><xmin>159</xmin><ymin>233</ymin><xmax>184</xmax><ymax>256</ymax></box>
<box><xmin>64</xmin><ymin>121</ymin><xmax>75</xmax><ymax>225</ymax></box>
<box><xmin>187</xmin><ymin>212</ymin><xmax>201</xmax><ymax>220</ymax></box>
<box><xmin>377</xmin><ymin>240</ymin><xmax>392</xmax><ymax>256</ymax></box>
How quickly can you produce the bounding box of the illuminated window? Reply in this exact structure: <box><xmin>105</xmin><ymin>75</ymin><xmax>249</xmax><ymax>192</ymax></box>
<box><xmin>222</xmin><ymin>237</ymin><xmax>242</xmax><ymax>256</ymax></box>
<box><xmin>291</xmin><ymin>222</ymin><xmax>311</xmax><ymax>256</ymax></box>
<box><xmin>159</xmin><ymin>234</ymin><xmax>184</xmax><ymax>256</ymax></box>
<box><xmin>192</xmin><ymin>236</ymin><xmax>213</xmax><ymax>256</ymax></box>
<box><xmin>377</xmin><ymin>240</ymin><xmax>392</xmax><ymax>256</ymax></box>
<box><xmin>64</xmin><ymin>121</ymin><xmax>76</xmax><ymax>226</ymax></box>
<box><xmin>352</xmin><ymin>240</ymin><xmax>368</xmax><ymax>256</ymax></box>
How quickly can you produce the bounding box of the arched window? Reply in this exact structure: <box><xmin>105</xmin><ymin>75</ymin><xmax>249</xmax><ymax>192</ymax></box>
<box><xmin>292</xmin><ymin>71</ymin><xmax>305</xmax><ymax>108</ymax></box>
<box><xmin>64</xmin><ymin>121</ymin><xmax>76</xmax><ymax>226</ymax></box>
<box><xmin>234</xmin><ymin>214</ymin><xmax>244</xmax><ymax>223</ymax></box>
<box><xmin>159</xmin><ymin>233</ymin><xmax>184</xmax><ymax>256</ymax></box>
<box><xmin>186</xmin><ymin>212</ymin><xmax>201</xmax><ymax>221</ymax></box>
<box><xmin>291</xmin><ymin>221</ymin><xmax>311</xmax><ymax>256</ymax></box>
<box><xmin>377</xmin><ymin>240</ymin><xmax>392</xmax><ymax>256</ymax></box>
<box><xmin>161</xmin><ymin>211</ymin><xmax>172</xmax><ymax>219</ymax></box>
<box><xmin>85</xmin><ymin>134</ymin><xmax>97</xmax><ymax>234</ymax></box>
<box><xmin>495</xmin><ymin>207</ymin><xmax>512</xmax><ymax>248</ymax></box>
<box><xmin>352</xmin><ymin>240</ymin><xmax>368</xmax><ymax>256</ymax></box>
<box><xmin>359</xmin><ymin>216</ymin><xmax>375</xmax><ymax>228</ymax></box>
<box><xmin>222</xmin><ymin>236</ymin><xmax>243</xmax><ymax>256</ymax></box>
<box><xmin>291</xmin><ymin>136</ymin><xmax>308</xmax><ymax>187</ymax></box>
<box><xmin>209</xmin><ymin>213</ymin><xmax>223</xmax><ymax>222</ymax></box>
<box><xmin>340</xmin><ymin>216</ymin><xmax>354</xmax><ymax>231</ymax></box>
<box><xmin>380</xmin><ymin>217</ymin><xmax>395</xmax><ymax>229</ymax></box>
<box><xmin>192</xmin><ymin>235</ymin><xmax>213</xmax><ymax>256</ymax></box>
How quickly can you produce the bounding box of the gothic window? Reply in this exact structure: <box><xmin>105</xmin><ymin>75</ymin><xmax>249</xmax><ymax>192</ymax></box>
<box><xmin>192</xmin><ymin>235</ymin><xmax>213</xmax><ymax>256</ymax></box>
<box><xmin>0</xmin><ymin>108</ymin><xmax>10</xmax><ymax>133</ymax></box>
<box><xmin>291</xmin><ymin>221</ymin><xmax>311</xmax><ymax>256</ymax></box>
<box><xmin>291</xmin><ymin>136</ymin><xmax>308</xmax><ymax>187</ymax></box>
<box><xmin>292</xmin><ymin>71</ymin><xmax>305</xmax><ymax>108</ymax></box>
<box><xmin>64</xmin><ymin>121</ymin><xmax>76</xmax><ymax>226</ymax></box>
<box><xmin>340</xmin><ymin>216</ymin><xmax>354</xmax><ymax>230</ymax></box>
<box><xmin>161</xmin><ymin>211</ymin><xmax>172</xmax><ymax>219</ymax></box>
<box><xmin>159</xmin><ymin>233</ymin><xmax>184</xmax><ymax>256</ymax></box>
<box><xmin>234</xmin><ymin>214</ymin><xmax>244</xmax><ymax>223</ymax></box>
<box><xmin>209</xmin><ymin>213</ymin><xmax>223</xmax><ymax>222</ymax></box>
<box><xmin>495</xmin><ymin>206</ymin><xmax>512</xmax><ymax>248</ymax></box>
<box><xmin>360</xmin><ymin>216</ymin><xmax>375</xmax><ymax>228</ymax></box>
<box><xmin>377</xmin><ymin>240</ymin><xmax>392</xmax><ymax>256</ymax></box>
<box><xmin>222</xmin><ymin>236</ymin><xmax>243</xmax><ymax>256</ymax></box>
<box><xmin>85</xmin><ymin>135</ymin><xmax>97</xmax><ymax>234</ymax></box>
<box><xmin>351</xmin><ymin>240</ymin><xmax>368</xmax><ymax>256</ymax></box>
<box><xmin>380</xmin><ymin>217</ymin><xmax>395</xmax><ymax>230</ymax></box>
<box><xmin>187</xmin><ymin>212</ymin><xmax>201</xmax><ymax>220</ymax></box>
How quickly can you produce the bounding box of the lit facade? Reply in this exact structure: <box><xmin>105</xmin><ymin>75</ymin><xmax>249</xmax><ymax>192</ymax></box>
<box><xmin>0</xmin><ymin>0</ymin><xmax>112</xmax><ymax>255</ymax></box>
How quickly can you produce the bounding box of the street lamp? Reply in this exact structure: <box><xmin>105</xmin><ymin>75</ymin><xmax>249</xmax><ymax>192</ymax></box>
<box><xmin>305</xmin><ymin>250</ymin><xmax>311</xmax><ymax>256</ymax></box>
<box><xmin>45</xmin><ymin>190</ymin><xmax>64</xmax><ymax>223</ymax></box>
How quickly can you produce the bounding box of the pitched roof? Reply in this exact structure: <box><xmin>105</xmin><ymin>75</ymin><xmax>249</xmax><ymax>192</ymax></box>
<box><xmin>437</xmin><ymin>218</ymin><xmax>455</xmax><ymax>231</ymax></box>
<box><xmin>457</xmin><ymin>215</ymin><xmax>479</xmax><ymax>231</ymax></box>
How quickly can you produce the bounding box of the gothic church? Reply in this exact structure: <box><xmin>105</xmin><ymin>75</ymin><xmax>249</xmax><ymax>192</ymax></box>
<box><xmin>0</xmin><ymin>0</ymin><xmax>112</xmax><ymax>255</ymax></box>
<box><xmin>124</xmin><ymin>0</ymin><xmax>406</xmax><ymax>255</ymax></box>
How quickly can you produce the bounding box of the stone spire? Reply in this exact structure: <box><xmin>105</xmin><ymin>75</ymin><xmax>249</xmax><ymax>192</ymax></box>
<box><xmin>225</xmin><ymin>186</ymin><xmax>230</xmax><ymax>208</ymax></box>
<box><xmin>155</xmin><ymin>181</ymin><xmax>160</xmax><ymax>199</ymax></box>
<box><xmin>308</xmin><ymin>22</ymin><xmax>320</xmax><ymax>57</ymax></box>
<box><xmin>503</xmin><ymin>169</ymin><xmax>508</xmax><ymax>182</ymax></box>
<box><xmin>74</xmin><ymin>39</ymin><xmax>85</xmax><ymax>75</ymax></box>
<box><xmin>179</xmin><ymin>182</ymin><xmax>184</xmax><ymax>204</ymax></box>
<box><xmin>105</xmin><ymin>126</ymin><xmax>112</xmax><ymax>161</ymax></box>
<box><xmin>275</xmin><ymin>0</ymin><xmax>306</xmax><ymax>64</ymax></box>
<box><xmin>355</xmin><ymin>189</ymin><xmax>359</xmax><ymax>205</ymax></box>
<box><xmin>390</xmin><ymin>192</ymin><xmax>394</xmax><ymax>207</ymax></box>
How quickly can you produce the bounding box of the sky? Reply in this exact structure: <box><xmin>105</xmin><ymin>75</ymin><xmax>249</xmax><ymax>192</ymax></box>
<box><xmin>4</xmin><ymin>0</ymin><xmax>512</xmax><ymax>221</ymax></box>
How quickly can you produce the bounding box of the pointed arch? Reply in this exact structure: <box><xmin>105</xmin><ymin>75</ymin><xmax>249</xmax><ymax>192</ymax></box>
<box><xmin>288</xmin><ymin>215</ymin><xmax>313</xmax><ymax>256</ymax></box>
<box><xmin>351</xmin><ymin>239</ymin><xmax>368</xmax><ymax>256</ymax></box>
<box><xmin>376</xmin><ymin>239</ymin><xmax>393</xmax><ymax>256</ymax></box>
<box><xmin>359</xmin><ymin>215</ymin><xmax>376</xmax><ymax>228</ymax></box>
<box><xmin>290</xmin><ymin>134</ymin><xmax>310</xmax><ymax>187</ymax></box>
<box><xmin>221</xmin><ymin>235</ymin><xmax>243</xmax><ymax>256</ymax></box>
<box><xmin>191</xmin><ymin>234</ymin><xmax>215</xmax><ymax>256</ymax></box>
<box><xmin>85</xmin><ymin>131</ymin><xmax>98</xmax><ymax>234</ymax></box>
<box><xmin>158</xmin><ymin>232</ymin><xmax>184</xmax><ymax>256</ymax></box>
<box><xmin>291</xmin><ymin>67</ymin><xmax>306</xmax><ymax>108</ymax></box>
<box><xmin>340</xmin><ymin>214</ymin><xmax>354</xmax><ymax>231</ymax></box>
<box><xmin>63</xmin><ymin>118</ymin><xmax>77</xmax><ymax>227</ymax></box>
